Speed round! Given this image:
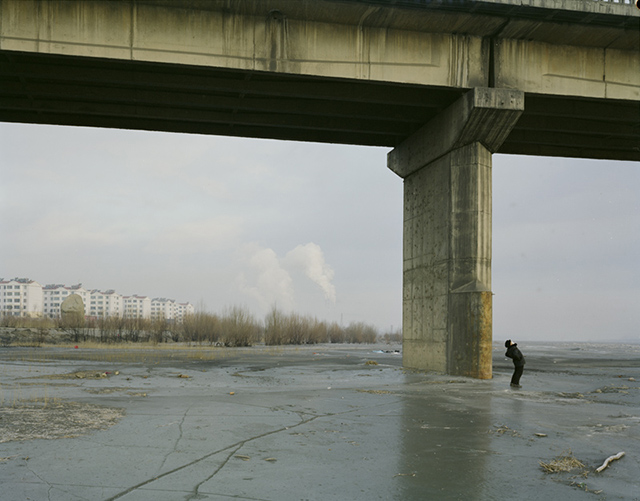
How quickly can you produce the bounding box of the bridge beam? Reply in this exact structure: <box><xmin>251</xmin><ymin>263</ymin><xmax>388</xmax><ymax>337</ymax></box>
<box><xmin>388</xmin><ymin>87</ymin><xmax>524</xmax><ymax>379</ymax></box>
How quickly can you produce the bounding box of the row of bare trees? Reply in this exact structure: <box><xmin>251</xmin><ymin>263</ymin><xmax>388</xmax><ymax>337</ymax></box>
<box><xmin>182</xmin><ymin>307</ymin><xmax>379</xmax><ymax>346</ymax></box>
<box><xmin>1</xmin><ymin>306</ymin><xmax>396</xmax><ymax>346</ymax></box>
<box><xmin>181</xmin><ymin>306</ymin><xmax>260</xmax><ymax>346</ymax></box>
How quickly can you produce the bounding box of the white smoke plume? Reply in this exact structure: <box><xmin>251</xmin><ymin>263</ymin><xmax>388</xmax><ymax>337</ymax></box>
<box><xmin>284</xmin><ymin>243</ymin><xmax>336</xmax><ymax>304</ymax></box>
<box><xmin>236</xmin><ymin>244</ymin><xmax>295</xmax><ymax>312</ymax></box>
<box><xmin>237</xmin><ymin>242</ymin><xmax>337</xmax><ymax>313</ymax></box>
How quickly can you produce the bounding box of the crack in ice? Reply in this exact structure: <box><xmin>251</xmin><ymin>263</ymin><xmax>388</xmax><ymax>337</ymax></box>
<box><xmin>155</xmin><ymin>405</ymin><xmax>192</xmax><ymax>474</ymax></box>
<box><xmin>104</xmin><ymin>412</ymin><xmax>323</xmax><ymax>500</ymax></box>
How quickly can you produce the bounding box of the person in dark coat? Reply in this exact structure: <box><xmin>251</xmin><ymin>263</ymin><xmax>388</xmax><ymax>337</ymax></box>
<box><xmin>505</xmin><ymin>339</ymin><xmax>525</xmax><ymax>388</ymax></box>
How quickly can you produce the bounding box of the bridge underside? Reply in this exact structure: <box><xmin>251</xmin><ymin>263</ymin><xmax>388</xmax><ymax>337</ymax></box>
<box><xmin>1</xmin><ymin>50</ymin><xmax>638</xmax><ymax>161</ymax></box>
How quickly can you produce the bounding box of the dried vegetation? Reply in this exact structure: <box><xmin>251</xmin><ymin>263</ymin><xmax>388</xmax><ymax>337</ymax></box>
<box><xmin>539</xmin><ymin>450</ymin><xmax>586</xmax><ymax>474</ymax></box>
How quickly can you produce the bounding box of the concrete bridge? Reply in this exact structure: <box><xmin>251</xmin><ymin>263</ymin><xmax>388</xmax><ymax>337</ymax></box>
<box><xmin>1</xmin><ymin>0</ymin><xmax>638</xmax><ymax>378</ymax></box>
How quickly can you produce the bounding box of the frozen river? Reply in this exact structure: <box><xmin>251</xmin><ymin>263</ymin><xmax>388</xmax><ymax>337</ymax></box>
<box><xmin>0</xmin><ymin>341</ymin><xmax>638</xmax><ymax>500</ymax></box>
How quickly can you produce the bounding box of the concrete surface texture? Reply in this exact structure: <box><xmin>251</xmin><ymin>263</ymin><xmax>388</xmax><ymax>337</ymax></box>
<box><xmin>390</xmin><ymin>88</ymin><xmax>524</xmax><ymax>378</ymax></box>
<box><xmin>0</xmin><ymin>0</ymin><xmax>638</xmax><ymax>158</ymax></box>
<box><xmin>1</xmin><ymin>0</ymin><xmax>636</xmax><ymax>98</ymax></box>
<box><xmin>0</xmin><ymin>342</ymin><xmax>638</xmax><ymax>500</ymax></box>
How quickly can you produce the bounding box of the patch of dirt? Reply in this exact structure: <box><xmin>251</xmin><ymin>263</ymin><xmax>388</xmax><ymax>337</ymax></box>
<box><xmin>43</xmin><ymin>370</ymin><xmax>117</xmax><ymax>380</ymax></box>
<box><xmin>0</xmin><ymin>401</ymin><xmax>125</xmax><ymax>443</ymax></box>
<box><xmin>491</xmin><ymin>424</ymin><xmax>521</xmax><ymax>437</ymax></box>
<box><xmin>594</xmin><ymin>386</ymin><xmax>632</xmax><ymax>394</ymax></box>
<box><xmin>557</xmin><ymin>392</ymin><xmax>585</xmax><ymax>399</ymax></box>
<box><xmin>84</xmin><ymin>387</ymin><xmax>125</xmax><ymax>394</ymax></box>
<box><xmin>590</xmin><ymin>423</ymin><xmax>629</xmax><ymax>433</ymax></box>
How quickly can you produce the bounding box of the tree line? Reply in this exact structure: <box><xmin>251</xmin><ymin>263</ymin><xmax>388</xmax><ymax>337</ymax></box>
<box><xmin>0</xmin><ymin>306</ymin><xmax>402</xmax><ymax>346</ymax></box>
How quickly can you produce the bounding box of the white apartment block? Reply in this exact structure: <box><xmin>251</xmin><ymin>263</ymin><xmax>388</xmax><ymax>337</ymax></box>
<box><xmin>43</xmin><ymin>284</ymin><xmax>90</xmax><ymax>318</ymax></box>
<box><xmin>151</xmin><ymin>298</ymin><xmax>175</xmax><ymax>320</ymax></box>
<box><xmin>43</xmin><ymin>284</ymin><xmax>69</xmax><ymax>318</ymax></box>
<box><xmin>150</xmin><ymin>298</ymin><xmax>195</xmax><ymax>322</ymax></box>
<box><xmin>0</xmin><ymin>278</ymin><xmax>44</xmax><ymax>317</ymax></box>
<box><xmin>1</xmin><ymin>277</ymin><xmax>192</xmax><ymax>322</ymax></box>
<box><xmin>175</xmin><ymin>302</ymin><xmax>195</xmax><ymax>322</ymax></box>
<box><xmin>89</xmin><ymin>290</ymin><xmax>123</xmax><ymax>319</ymax></box>
<box><xmin>123</xmin><ymin>295</ymin><xmax>151</xmax><ymax>320</ymax></box>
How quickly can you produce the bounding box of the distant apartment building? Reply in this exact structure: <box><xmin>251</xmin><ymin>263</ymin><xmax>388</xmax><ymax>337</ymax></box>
<box><xmin>43</xmin><ymin>284</ymin><xmax>69</xmax><ymax>318</ymax></box>
<box><xmin>151</xmin><ymin>298</ymin><xmax>175</xmax><ymax>320</ymax></box>
<box><xmin>66</xmin><ymin>284</ymin><xmax>90</xmax><ymax>312</ymax></box>
<box><xmin>123</xmin><ymin>295</ymin><xmax>151</xmax><ymax>320</ymax></box>
<box><xmin>1</xmin><ymin>277</ymin><xmax>192</xmax><ymax>322</ymax></box>
<box><xmin>89</xmin><ymin>290</ymin><xmax>123</xmax><ymax>319</ymax></box>
<box><xmin>43</xmin><ymin>284</ymin><xmax>90</xmax><ymax>318</ymax></box>
<box><xmin>175</xmin><ymin>302</ymin><xmax>195</xmax><ymax>322</ymax></box>
<box><xmin>149</xmin><ymin>298</ymin><xmax>195</xmax><ymax>321</ymax></box>
<box><xmin>0</xmin><ymin>278</ymin><xmax>44</xmax><ymax>317</ymax></box>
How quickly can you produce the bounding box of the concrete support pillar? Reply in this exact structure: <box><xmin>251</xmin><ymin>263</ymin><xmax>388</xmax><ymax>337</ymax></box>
<box><xmin>388</xmin><ymin>87</ymin><xmax>524</xmax><ymax>379</ymax></box>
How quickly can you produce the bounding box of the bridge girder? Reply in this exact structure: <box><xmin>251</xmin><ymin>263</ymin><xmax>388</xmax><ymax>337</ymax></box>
<box><xmin>1</xmin><ymin>49</ymin><xmax>638</xmax><ymax>160</ymax></box>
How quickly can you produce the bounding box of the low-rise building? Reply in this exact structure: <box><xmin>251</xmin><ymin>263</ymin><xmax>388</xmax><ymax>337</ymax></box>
<box><xmin>0</xmin><ymin>278</ymin><xmax>44</xmax><ymax>317</ymax></box>
<box><xmin>43</xmin><ymin>284</ymin><xmax>66</xmax><ymax>318</ymax></box>
<box><xmin>175</xmin><ymin>302</ymin><xmax>195</xmax><ymax>322</ymax></box>
<box><xmin>123</xmin><ymin>295</ymin><xmax>151</xmax><ymax>319</ymax></box>
<box><xmin>151</xmin><ymin>298</ymin><xmax>176</xmax><ymax>321</ymax></box>
<box><xmin>1</xmin><ymin>277</ymin><xmax>192</xmax><ymax>322</ymax></box>
<box><xmin>89</xmin><ymin>289</ymin><xmax>123</xmax><ymax>319</ymax></box>
<box><xmin>66</xmin><ymin>284</ymin><xmax>90</xmax><ymax>313</ymax></box>
<box><xmin>43</xmin><ymin>284</ymin><xmax>89</xmax><ymax>318</ymax></box>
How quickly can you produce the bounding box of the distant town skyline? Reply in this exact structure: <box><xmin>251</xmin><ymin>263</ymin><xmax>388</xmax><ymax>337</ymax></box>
<box><xmin>1</xmin><ymin>276</ymin><xmax>194</xmax><ymax>321</ymax></box>
<box><xmin>1</xmin><ymin>276</ymin><xmax>191</xmax><ymax>302</ymax></box>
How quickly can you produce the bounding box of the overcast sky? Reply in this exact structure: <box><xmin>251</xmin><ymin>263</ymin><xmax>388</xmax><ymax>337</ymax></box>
<box><xmin>1</xmin><ymin>122</ymin><xmax>638</xmax><ymax>342</ymax></box>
